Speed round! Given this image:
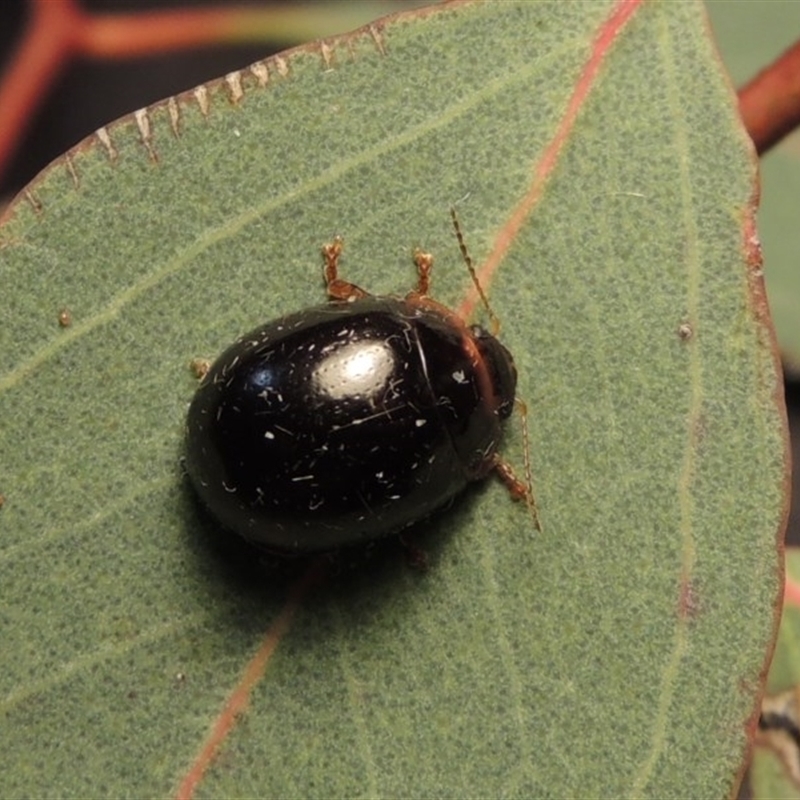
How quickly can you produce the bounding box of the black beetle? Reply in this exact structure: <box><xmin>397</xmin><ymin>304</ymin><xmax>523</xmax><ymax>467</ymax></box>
<box><xmin>185</xmin><ymin>216</ymin><xmax>536</xmax><ymax>554</ymax></box>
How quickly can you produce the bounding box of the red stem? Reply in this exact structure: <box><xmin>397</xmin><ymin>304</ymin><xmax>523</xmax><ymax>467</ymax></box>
<box><xmin>78</xmin><ymin>8</ymin><xmax>252</xmax><ymax>58</ymax></box>
<box><xmin>739</xmin><ymin>38</ymin><xmax>800</xmax><ymax>156</ymax></box>
<box><xmin>0</xmin><ymin>0</ymin><xmax>83</xmax><ymax>188</ymax></box>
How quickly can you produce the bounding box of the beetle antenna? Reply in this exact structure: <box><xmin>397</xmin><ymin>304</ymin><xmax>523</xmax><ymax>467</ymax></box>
<box><xmin>516</xmin><ymin>398</ymin><xmax>542</xmax><ymax>532</ymax></box>
<box><xmin>450</xmin><ymin>207</ymin><xmax>501</xmax><ymax>336</ymax></box>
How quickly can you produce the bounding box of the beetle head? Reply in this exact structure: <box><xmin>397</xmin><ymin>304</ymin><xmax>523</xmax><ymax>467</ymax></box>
<box><xmin>470</xmin><ymin>325</ymin><xmax>517</xmax><ymax>420</ymax></box>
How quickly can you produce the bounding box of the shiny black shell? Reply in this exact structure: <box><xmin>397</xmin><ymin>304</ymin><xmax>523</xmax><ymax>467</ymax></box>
<box><xmin>185</xmin><ymin>295</ymin><xmax>516</xmax><ymax>553</ymax></box>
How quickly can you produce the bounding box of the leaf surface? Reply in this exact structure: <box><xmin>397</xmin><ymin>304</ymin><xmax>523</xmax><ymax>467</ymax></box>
<box><xmin>0</xmin><ymin>1</ymin><xmax>786</xmax><ymax>796</ymax></box>
<box><xmin>708</xmin><ymin>0</ymin><xmax>800</xmax><ymax>373</ymax></box>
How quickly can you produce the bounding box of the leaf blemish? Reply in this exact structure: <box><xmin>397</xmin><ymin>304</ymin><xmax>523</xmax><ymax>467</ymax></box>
<box><xmin>678</xmin><ymin>578</ymin><xmax>701</xmax><ymax>620</ymax></box>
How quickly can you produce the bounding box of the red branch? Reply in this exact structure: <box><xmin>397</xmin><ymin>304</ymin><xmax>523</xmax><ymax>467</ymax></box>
<box><xmin>0</xmin><ymin>0</ymin><xmax>82</xmax><ymax>186</ymax></box>
<box><xmin>739</xmin><ymin>38</ymin><xmax>800</xmax><ymax>156</ymax></box>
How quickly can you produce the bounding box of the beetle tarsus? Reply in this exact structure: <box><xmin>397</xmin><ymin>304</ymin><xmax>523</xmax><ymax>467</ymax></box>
<box><xmin>491</xmin><ymin>454</ymin><xmax>542</xmax><ymax>532</ymax></box>
<box><xmin>412</xmin><ymin>249</ymin><xmax>434</xmax><ymax>296</ymax></box>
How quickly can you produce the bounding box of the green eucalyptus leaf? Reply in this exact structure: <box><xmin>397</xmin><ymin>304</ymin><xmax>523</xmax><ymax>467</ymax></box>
<box><xmin>708</xmin><ymin>0</ymin><xmax>800</xmax><ymax>373</ymax></box>
<box><xmin>0</xmin><ymin>1</ymin><xmax>786</xmax><ymax>796</ymax></box>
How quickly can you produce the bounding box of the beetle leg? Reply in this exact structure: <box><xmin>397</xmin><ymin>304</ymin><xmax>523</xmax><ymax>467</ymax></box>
<box><xmin>411</xmin><ymin>249</ymin><xmax>434</xmax><ymax>296</ymax></box>
<box><xmin>490</xmin><ymin>453</ymin><xmax>542</xmax><ymax>532</ymax></box>
<box><xmin>322</xmin><ymin>236</ymin><xmax>370</xmax><ymax>301</ymax></box>
<box><xmin>398</xmin><ymin>533</ymin><xmax>429</xmax><ymax>571</ymax></box>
